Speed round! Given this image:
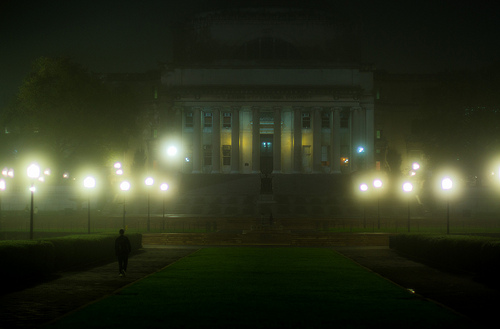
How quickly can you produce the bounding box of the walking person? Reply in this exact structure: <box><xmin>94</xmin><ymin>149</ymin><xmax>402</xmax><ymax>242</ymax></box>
<box><xmin>115</xmin><ymin>228</ymin><xmax>131</xmax><ymax>277</ymax></box>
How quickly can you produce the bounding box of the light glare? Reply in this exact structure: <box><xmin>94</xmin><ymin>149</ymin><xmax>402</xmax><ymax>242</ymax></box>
<box><xmin>167</xmin><ymin>146</ymin><xmax>178</xmax><ymax>157</ymax></box>
<box><xmin>442</xmin><ymin>177</ymin><xmax>453</xmax><ymax>190</ymax></box>
<box><xmin>120</xmin><ymin>181</ymin><xmax>131</xmax><ymax>191</ymax></box>
<box><xmin>145</xmin><ymin>177</ymin><xmax>154</xmax><ymax>186</ymax></box>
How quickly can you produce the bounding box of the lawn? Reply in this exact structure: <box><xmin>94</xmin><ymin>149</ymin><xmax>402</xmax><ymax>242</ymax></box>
<box><xmin>45</xmin><ymin>248</ymin><xmax>475</xmax><ymax>328</ymax></box>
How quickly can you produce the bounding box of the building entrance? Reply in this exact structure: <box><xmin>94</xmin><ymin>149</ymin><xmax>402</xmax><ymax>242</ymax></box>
<box><xmin>260</xmin><ymin>134</ymin><xmax>273</xmax><ymax>174</ymax></box>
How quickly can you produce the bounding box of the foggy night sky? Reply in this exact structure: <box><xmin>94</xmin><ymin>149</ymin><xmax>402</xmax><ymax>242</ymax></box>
<box><xmin>1</xmin><ymin>0</ymin><xmax>499</xmax><ymax>107</ymax></box>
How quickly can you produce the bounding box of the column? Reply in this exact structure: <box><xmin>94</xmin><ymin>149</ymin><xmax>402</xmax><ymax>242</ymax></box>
<box><xmin>293</xmin><ymin>107</ymin><xmax>302</xmax><ymax>173</ymax></box>
<box><xmin>251</xmin><ymin>107</ymin><xmax>260</xmax><ymax>173</ymax></box>
<box><xmin>192</xmin><ymin>107</ymin><xmax>202</xmax><ymax>173</ymax></box>
<box><xmin>273</xmin><ymin>107</ymin><xmax>282</xmax><ymax>173</ymax></box>
<box><xmin>312</xmin><ymin>107</ymin><xmax>322</xmax><ymax>173</ymax></box>
<box><xmin>331</xmin><ymin>108</ymin><xmax>341</xmax><ymax>173</ymax></box>
<box><xmin>231</xmin><ymin>107</ymin><xmax>240</xmax><ymax>173</ymax></box>
<box><xmin>211</xmin><ymin>109</ymin><xmax>221</xmax><ymax>173</ymax></box>
<box><xmin>365</xmin><ymin>103</ymin><xmax>375</xmax><ymax>169</ymax></box>
<box><xmin>351</xmin><ymin>107</ymin><xmax>363</xmax><ymax>171</ymax></box>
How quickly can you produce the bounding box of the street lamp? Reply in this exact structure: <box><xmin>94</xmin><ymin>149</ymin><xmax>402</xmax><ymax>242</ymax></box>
<box><xmin>160</xmin><ymin>183</ymin><xmax>169</xmax><ymax>231</ymax></box>
<box><xmin>0</xmin><ymin>179</ymin><xmax>5</xmax><ymax>230</ymax></box>
<box><xmin>373</xmin><ymin>179</ymin><xmax>383</xmax><ymax>229</ymax></box>
<box><xmin>83</xmin><ymin>176</ymin><xmax>96</xmax><ymax>234</ymax></box>
<box><xmin>442</xmin><ymin>177</ymin><xmax>453</xmax><ymax>234</ymax></box>
<box><xmin>27</xmin><ymin>163</ymin><xmax>40</xmax><ymax>240</ymax></box>
<box><xmin>167</xmin><ymin>146</ymin><xmax>178</xmax><ymax>157</ymax></box>
<box><xmin>120</xmin><ymin>181</ymin><xmax>131</xmax><ymax>229</ymax></box>
<box><xmin>359</xmin><ymin>183</ymin><xmax>368</xmax><ymax>228</ymax></box>
<box><xmin>402</xmin><ymin>182</ymin><xmax>413</xmax><ymax>232</ymax></box>
<box><xmin>145</xmin><ymin>177</ymin><xmax>154</xmax><ymax>232</ymax></box>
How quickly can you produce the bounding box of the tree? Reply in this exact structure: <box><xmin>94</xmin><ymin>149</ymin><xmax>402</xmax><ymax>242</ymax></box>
<box><xmin>2</xmin><ymin>57</ymin><xmax>139</xmax><ymax>176</ymax></box>
<box><xmin>413</xmin><ymin>68</ymin><xmax>500</xmax><ymax>182</ymax></box>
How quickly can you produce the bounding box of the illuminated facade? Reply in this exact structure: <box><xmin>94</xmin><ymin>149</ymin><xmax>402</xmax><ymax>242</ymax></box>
<box><xmin>161</xmin><ymin>7</ymin><xmax>375</xmax><ymax>176</ymax></box>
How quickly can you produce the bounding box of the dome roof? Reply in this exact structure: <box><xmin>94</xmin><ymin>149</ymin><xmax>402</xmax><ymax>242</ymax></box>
<box><xmin>172</xmin><ymin>4</ymin><xmax>361</xmax><ymax>66</ymax></box>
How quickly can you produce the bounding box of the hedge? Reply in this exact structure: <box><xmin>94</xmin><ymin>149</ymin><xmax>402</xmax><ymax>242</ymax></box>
<box><xmin>0</xmin><ymin>240</ymin><xmax>55</xmax><ymax>283</ymax></box>
<box><xmin>45</xmin><ymin>233</ymin><xmax>142</xmax><ymax>271</ymax></box>
<box><xmin>0</xmin><ymin>233</ymin><xmax>142</xmax><ymax>290</ymax></box>
<box><xmin>390</xmin><ymin>234</ymin><xmax>500</xmax><ymax>278</ymax></box>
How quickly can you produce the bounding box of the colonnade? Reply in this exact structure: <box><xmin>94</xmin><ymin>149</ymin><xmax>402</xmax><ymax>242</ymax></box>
<box><xmin>180</xmin><ymin>105</ymin><xmax>373</xmax><ymax>174</ymax></box>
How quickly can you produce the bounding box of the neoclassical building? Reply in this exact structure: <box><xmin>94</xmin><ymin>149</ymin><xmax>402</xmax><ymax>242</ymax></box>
<box><xmin>159</xmin><ymin>6</ymin><xmax>375</xmax><ymax>177</ymax></box>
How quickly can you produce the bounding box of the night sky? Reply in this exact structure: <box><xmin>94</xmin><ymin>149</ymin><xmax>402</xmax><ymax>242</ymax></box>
<box><xmin>1</xmin><ymin>0</ymin><xmax>499</xmax><ymax>107</ymax></box>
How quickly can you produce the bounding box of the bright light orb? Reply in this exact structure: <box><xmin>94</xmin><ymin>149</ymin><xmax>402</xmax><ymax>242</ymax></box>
<box><xmin>412</xmin><ymin>162</ymin><xmax>420</xmax><ymax>170</ymax></box>
<box><xmin>442</xmin><ymin>177</ymin><xmax>453</xmax><ymax>191</ymax></box>
<box><xmin>120</xmin><ymin>181</ymin><xmax>131</xmax><ymax>191</ymax></box>
<box><xmin>7</xmin><ymin>168</ymin><xmax>14</xmax><ymax>178</ymax></box>
<box><xmin>27</xmin><ymin>164</ymin><xmax>40</xmax><ymax>179</ymax></box>
<box><xmin>167</xmin><ymin>146</ymin><xmax>178</xmax><ymax>157</ymax></box>
<box><xmin>373</xmin><ymin>179</ymin><xmax>383</xmax><ymax>189</ymax></box>
<box><xmin>160</xmin><ymin>183</ymin><xmax>169</xmax><ymax>191</ymax></box>
<box><xmin>84</xmin><ymin>176</ymin><xmax>96</xmax><ymax>189</ymax></box>
<box><xmin>403</xmin><ymin>182</ymin><xmax>413</xmax><ymax>192</ymax></box>
<box><xmin>359</xmin><ymin>183</ymin><xmax>368</xmax><ymax>192</ymax></box>
<box><xmin>114</xmin><ymin>162</ymin><xmax>122</xmax><ymax>169</ymax></box>
<box><xmin>145</xmin><ymin>177</ymin><xmax>154</xmax><ymax>186</ymax></box>
<box><xmin>0</xmin><ymin>179</ymin><xmax>5</xmax><ymax>191</ymax></box>
<box><xmin>357</xmin><ymin>146</ymin><xmax>365</xmax><ymax>153</ymax></box>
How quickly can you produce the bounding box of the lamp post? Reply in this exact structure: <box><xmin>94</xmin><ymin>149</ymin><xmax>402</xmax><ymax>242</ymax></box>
<box><xmin>83</xmin><ymin>176</ymin><xmax>96</xmax><ymax>234</ymax></box>
<box><xmin>441</xmin><ymin>177</ymin><xmax>453</xmax><ymax>234</ymax></box>
<box><xmin>373</xmin><ymin>179</ymin><xmax>383</xmax><ymax>229</ymax></box>
<box><xmin>145</xmin><ymin>177</ymin><xmax>154</xmax><ymax>232</ymax></box>
<box><xmin>402</xmin><ymin>182</ymin><xmax>413</xmax><ymax>232</ymax></box>
<box><xmin>0</xmin><ymin>179</ymin><xmax>5</xmax><ymax>230</ymax></box>
<box><xmin>120</xmin><ymin>181</ymin><xmax>130</xmax><ymax>229</ymax></box>
<box><xmin>27</xmin><ymin>163</ymin><xmax>40</xmax><ymax>240</ymax></box>
<box><xmin>160</xmin><ymin>183</ymin><xmax>169</xmax><ymax>231</ymax></box>
<box><xmin>359</xmin><ymin>183</ymin><xmax>368</xmax><ymax>228</ymax></box>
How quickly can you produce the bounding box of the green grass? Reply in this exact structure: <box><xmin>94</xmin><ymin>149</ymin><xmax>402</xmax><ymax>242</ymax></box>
<box><xmin>45</xmin><ymin>248</ymin><xmax>475</xmax><ymax>328</ymax></box>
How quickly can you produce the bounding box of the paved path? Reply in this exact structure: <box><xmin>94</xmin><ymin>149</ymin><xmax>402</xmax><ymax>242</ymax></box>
<box><xmin>0</xmin><ymin>246</ymin><xmax>498</xmax><ymax>328</ymax></box>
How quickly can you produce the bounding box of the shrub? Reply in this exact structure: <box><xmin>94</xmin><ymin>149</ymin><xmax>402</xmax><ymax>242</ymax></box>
<box><xmin>0</xmin><ymin>240</ymin><xmax>55</xmax><ymax>283</ymax></box>
<box><xmin>44</xmin><ymin>233</ymin><xmax>142</xmax><ymax>271</ymax></box>
<box><xmin>390</xmin><ymin>234</ymin><xmax>500</xmax><ymax>276</ymax></box>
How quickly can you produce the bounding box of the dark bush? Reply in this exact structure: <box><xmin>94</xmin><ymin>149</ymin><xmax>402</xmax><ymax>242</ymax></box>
<box><xmin>390</xmin><ymin>234</ymin><xmax>500</xmax><ymax>276</ymax></box>
<box><xmin>0</xmin><ymin>240</ymin><xmax>55</xmax><ymax>283</ymax></box>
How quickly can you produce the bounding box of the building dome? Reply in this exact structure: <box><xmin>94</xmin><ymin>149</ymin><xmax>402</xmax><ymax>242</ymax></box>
<box><xmin>172</xmin><ymin>5</ymin><xmax>361</xmax><ymax>66</ymax></box>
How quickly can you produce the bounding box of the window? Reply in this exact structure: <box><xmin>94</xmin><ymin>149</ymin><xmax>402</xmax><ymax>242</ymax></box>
<box><xmin>203</xmin><ymin>145</ymin><xmax>212</xmax><ymax>165</ymax></box>
<box><xmin>185</xmin><ymin>112</ymin><xmax>193</xmax><ymax>128</ymax></box>
<box><xmin>223</xmin><ymin>112</ymin><xmax>232</xmax><ymax>128</ymax></box>
<box><xmin>340</xmin><ymin>110</ymin><xmax>349</xmax><ymax>128</ymax></box>
<box><xmin>302</xmin><ymin>112</ymin><xmax>311</xmax><ymax>129</ymax></box>
<box><xmin>321</xmin><ymin>112</ymin><xmax>330</xmax><ymax>128</ymax></box>
<box><xmin>204</xmin><ymin>112</ymin><xmax>213</xmax><ymax>128</ymax></box>
<box><xmin>321</xmin><ymin>146</ymin><xmax>329</xmax><ymax>166</ymax></box>
<box><xmin>222</xmin><ymin>145</ymin><xmax>231</xmax><ymax>165</ymax></box>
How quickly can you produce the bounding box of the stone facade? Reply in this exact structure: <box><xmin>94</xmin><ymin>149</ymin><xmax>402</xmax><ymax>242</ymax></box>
<box><xmin>160</xmin><ymin>7</ymin><xmax>374</xmax><ymax>176</ymax></box>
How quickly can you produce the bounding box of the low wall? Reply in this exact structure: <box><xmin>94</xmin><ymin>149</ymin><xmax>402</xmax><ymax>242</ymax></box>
<box><xmin>142</xmin><ymin>232</ymin><xmax>391</xmax><ymax>247</ymax></box>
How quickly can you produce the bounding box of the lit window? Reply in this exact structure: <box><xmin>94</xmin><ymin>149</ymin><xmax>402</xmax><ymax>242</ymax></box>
<box><xmin>223</xmin><ymin>112</ymin><xmax>232</xmax><ymax>128</ymax></box>
<box><xmin>185</xmin><ymin>112</ymin><xmax>193</xmax><ymax>128</ymax></box>
<box><xmin>302</xmin><ymin>112</ymin><xmax>311</xmax><ymax>129</ymax></box>
<box><xmin>321</xmin><ymin>112</ymin><xmax>330</xmax><ymax>128</ymax></box>
<box><xmin>223</xmin><ymin>145</ymin><xmax>231</xmax><ymax>165</ymax></box>
<box><xmin>204</xmin><ymin>112</ymin><xmax>213</xmax><ymax>128</ymax></box>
